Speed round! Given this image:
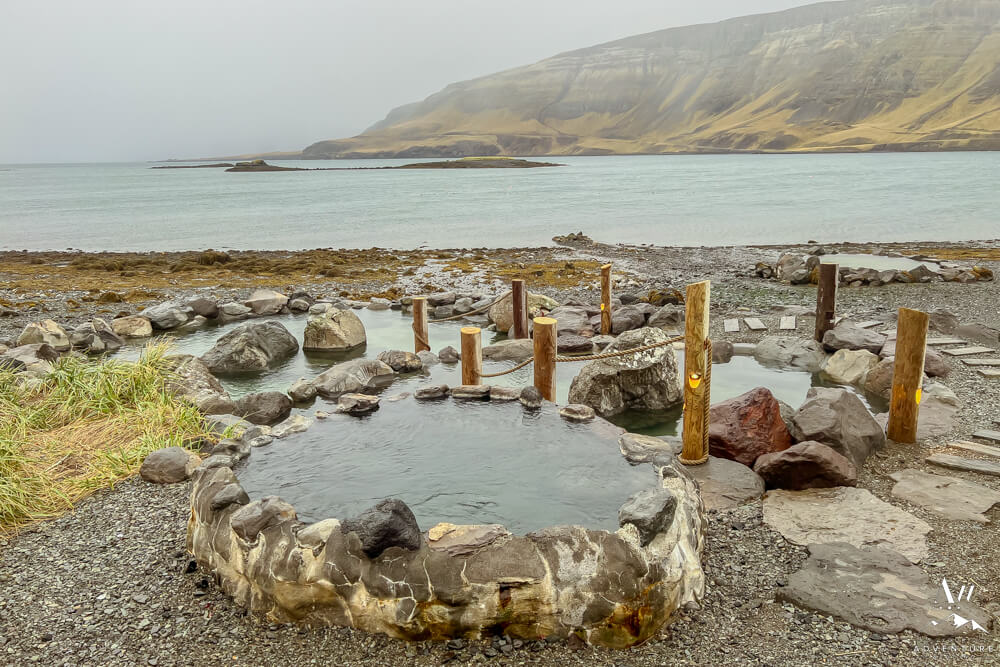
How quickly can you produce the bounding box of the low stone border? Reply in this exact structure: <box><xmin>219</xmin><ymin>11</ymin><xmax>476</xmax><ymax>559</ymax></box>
<box><xmin>187</xmin><ymin>404</ymin><xmax>706</xmax><ymax>648</ymax></box>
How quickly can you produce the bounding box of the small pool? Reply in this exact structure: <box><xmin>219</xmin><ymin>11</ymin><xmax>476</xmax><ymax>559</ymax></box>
<box><xmin>821</xmin><ymin>253</ymin><xmax>929</xmax><ymax>272</ymax></box>
<box><xmin>236</xmin><ymin>399</ymin><xmax>653</xmax><ymax>534</ymax></box>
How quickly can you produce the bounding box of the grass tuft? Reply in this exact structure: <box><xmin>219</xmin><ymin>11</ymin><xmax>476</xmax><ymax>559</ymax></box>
<box><xmin>0</xmin><ymin>343</ymin><xmax>209</xmax><ymax>536</ymax></box>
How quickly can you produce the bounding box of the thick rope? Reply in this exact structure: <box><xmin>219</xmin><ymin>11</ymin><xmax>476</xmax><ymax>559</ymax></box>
<box><xmin>678</xmin><ymin>338</ymin><xmax>712</xmax><ymax>466</ymax></box>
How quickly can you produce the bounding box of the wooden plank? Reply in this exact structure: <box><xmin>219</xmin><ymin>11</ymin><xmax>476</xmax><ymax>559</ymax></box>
<box><xmin>948</xmin><ymin>441</ymin><xmax>1000</xmax><ymax>459</ymax></box>
<box><xmin>532</xmin><ymin>317</ymin><xmax>557</xmax><ymax>401</ymax></box>
<box><xmin>941</xmin><ymin>346</ymin><xmax>995</xmax><ymax>356</ymax></box>
<box><xmin>887</xmin><ymin>307</ymin><xmax>928</xmax><ymax>444</ymax></box>
<box><xmin>927</xmin><ymin>337</ymin><xmax>968</xmax><ymax>346</ymax></box>
<box><xmin>973</xmin><ymin>430</ymin><xmax>1000</xmax><ymax>444</ymax></box>
<box><xmin>927</xmin><ymin>454</ymin><xmax>1000</xmax><ymax>477</ymax></box>
<box><xmin>744</xmin><ymin>318</ymin><xmax>767</xmax><ymax>331</ymax></box>
<box><xmin>779</xmin><ymin>316</ymin><xmax>796</xmax><ymax>330</ymax></box>
<box><xmin>682</xmin><ymin>281</ymin><xmax>710</xmax><ymax>464</ymax></box>
<box><xmin>724</xmin><ymin>318</ymin><xmax>740</xmax><ymax>333</ymax></box>
<box><xmin>855</xmin><ymin>320</ymin><xmax>881</xmax><ymax>329</ymax></box>
<box><xmin>979</xmin><ymin>369</ymin><xmax>1000</xmax><ymax>379</ymax></box>
<box><xmin>962</xmin><ymin>358</ymin><xmax>1000</xmax><ymax>366</ymax></box>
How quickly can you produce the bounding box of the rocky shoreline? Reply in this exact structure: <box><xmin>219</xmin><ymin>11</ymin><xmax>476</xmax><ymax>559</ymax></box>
<box><xmin>1</xmin><ymin>238</ymin><xmax>999</xmax><ymax>665</ymax></box>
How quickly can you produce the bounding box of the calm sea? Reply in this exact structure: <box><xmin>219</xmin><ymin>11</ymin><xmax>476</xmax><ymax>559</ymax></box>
<box><xmin>1</xmin><ymin>153</ymin><xmax>997</xmax><ymax>252</ymax></box>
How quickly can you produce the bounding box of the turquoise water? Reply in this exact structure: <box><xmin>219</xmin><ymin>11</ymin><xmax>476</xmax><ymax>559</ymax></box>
<box><xmin>2</xmin><ymin>153</ymin><xmax>998</xmax><ymax>251</ymax></box>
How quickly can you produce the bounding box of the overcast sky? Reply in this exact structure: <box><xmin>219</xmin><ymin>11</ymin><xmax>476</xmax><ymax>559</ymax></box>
<box><xmin>0</xmin><ymin>0</ymin><xmax>811</xmax><ymax>163</ymax></box>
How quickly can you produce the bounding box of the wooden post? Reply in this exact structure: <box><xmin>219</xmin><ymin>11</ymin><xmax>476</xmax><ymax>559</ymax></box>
<box><xmin>888</xmin><ymin>307</ymin><xmax>929</xmax><ymax>443</ymax></box>
<box><xmin>412</xmin><ymin>297</ymin><xmax>429</xmax><ymax>354</ymax></box>
<box><xmin>533</xmin><ymin>316</ymin><xmax>557</xmax><ymax>401</ymax></box>
<box><xmin>814</xmin><ymin>263</ymin><xmax>838</xmax><ymax>343</ymax></box>
<box><xmin>460</xmin><ymin>327</ymin><xmax>482</xmax><ymax>386</ymax></box>
<box><xmin>600</xmin><ymin>263</ymin><xmax>612</xmax><ymax>335</ymax></box>
<box><xmin>512</xmin><ymin>279</ymin><xmax>528</xmax><ymax>339</ymax></box>
<box><xmin>681</xmin><ymin>281</ymin><xmax>711</xmax><ymax>463</ymax></box>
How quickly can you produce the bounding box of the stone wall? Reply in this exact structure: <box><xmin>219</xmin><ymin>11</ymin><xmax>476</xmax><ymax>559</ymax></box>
<box><xmin>187</xmin><ymin>454</ymin><xmax>705</xmax><ymax>648</ymax></box>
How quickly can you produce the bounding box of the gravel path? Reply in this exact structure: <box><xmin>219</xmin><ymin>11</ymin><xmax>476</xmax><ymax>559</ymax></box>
<box><xmin>2</xmin><ymin>241</ymin><xmax>999</xmax><ymax>665</ymax></box>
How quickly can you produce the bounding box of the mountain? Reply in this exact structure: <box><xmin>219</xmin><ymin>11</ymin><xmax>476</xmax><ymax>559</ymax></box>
<box><xmin>301</xmin><ymin>0</ymin><xmax>1000</xmax><ymax>157</ymax></box>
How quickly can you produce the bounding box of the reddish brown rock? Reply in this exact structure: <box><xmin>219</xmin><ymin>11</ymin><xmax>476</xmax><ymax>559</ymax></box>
<box><xmin>708</xmin><ymin>387</ymin><xmax>792</xmax><ymax>466</ymax></box>
<box><xmin>753</xmin><ymin>441</ymin><xmax>858</xmax><ymax>490</ymax></box>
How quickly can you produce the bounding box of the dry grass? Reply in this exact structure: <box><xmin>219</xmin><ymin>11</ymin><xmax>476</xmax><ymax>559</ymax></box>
<box><xmin>0</xmin><ymin>344</ymin><xmax>209</xmax><ymax>536</ymax></box>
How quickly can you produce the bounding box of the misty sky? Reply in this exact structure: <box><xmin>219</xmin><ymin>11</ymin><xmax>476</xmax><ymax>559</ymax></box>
<box><xmin>1</xmin><ymin>0</ymin><xmax>810</xmax><ymax>163</ymax></box>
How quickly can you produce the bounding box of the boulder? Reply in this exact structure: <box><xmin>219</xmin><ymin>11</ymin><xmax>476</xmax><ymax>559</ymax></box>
<box><xmin>210</xmin><ymin>439</ymin><xmax>251</xmax><ymax>462</ymax></box>
<box><xmin>303</xmin><ymin>308</ymin><xmax>367</xmax><ymax>352</ymax></box>
<box><xmin>69</xmin><ymin>318</ymin><xmax>124</xmax><ymax>354</ymax></box>
<box><xmin>217</xmin><ymin>302</ymin><xmax>252</xmax><ymax>323</ymax></box>
<box><xmin>233</xmin><ymin>391</ymin><xmax>293</xmax><ymax>425</ymax></box>
<box><xmin>187</xmin><ymin>297</ymin><xmax>219</xmax><ymax>319</ymax></box>
<box><xmin>200</xmin><ymin>321</ymin><xmax>299</xmax><ymax>373</ymax></box>
<box><xmin>427</xmin><ymin>523</ymin><xmax>510</xmax><ymax>556</ymax></box>
<box><xmin>312</xmin><ymin>358</ymin><xmax>395</xmax><ymax>399</ymax></box>
<box><xmin>775</xmin><ymin>252</ymin><xmax>807</xmax><ymax>281</ymax></box>
<box><xmin>376</xmin><ymin>349</ymin><xmax>422</xmax><ymax>373</ymax></box>
<box><xmin>451</xmin><ymin>385</ymin><xmax>490</xmax><ymax>400</ymax></box>
<box><xmin>367</xmin><ymin>298</ymin><xmax>391</xmax><ymax>311</ymax></box>
<box><xmin>546</xmin><ymin>306</ymin><xmax>594</xmax><ymax>337</ymax></box>
<box><xmin>488</xmin><ymin>292</ymin><xmax>558</xmax><ymax>332</ymax></box>
<box><xmin>708</xmin><ymin>387</ymin><xmax>792</xmax><ymax>467</ymax></box>
<box><xmin>111</xmin><ymin>316</ymin><xmax>153</xmax><ymax>338</ymax></box>
<box><xmin>453</xmin><ymin>297</ymin><xmax>474</xmax><ymax>314</ymax></box>
<box><xmin>875</xmin><ymin>382</ymin><xmax>960</xmax><ymax>441</ymax></box>
<box><xmin>437</xmin><ymin>346</ymin><xmax>460</xmax><ymax>364</ymax></box>
<box><xmin>820</xmin><ymin>349</ymin><xmax>879</xmax><ymax>386</ymax></box>
<box><xmin>289</xmin><ymin>298</ymin><xmax>311</xmax><ymax>312</ymax></box>
<box><xmin>415</xmin><ymin>384</ymin><xmax>449</xmax><ymax>400</ymax></box>
<box><xmin>618</xmin><ymin>487</ymin><xmax>677</xmax><ymax>547</ymax></box>
<box><xmin>889</xmin><ymin>469</ymin><xmax>1000</xmax><ymax>523</ymax></box>
<box><xmin>488</xmin><ymin>387</ymin><xmax>520</xmax><ymax>401</ymax></box>
<box><xmin>647</xmin><ymin>304</ymin><xmax>684</xmax><ymax>330</ymax></box>
<box><xmin>0</xmin><ymin>343</ymin><xmax>59</xmax><ymax>374</ymax></box>
<box><xmin>863</xmin><ymin>357</ymin><xmax>896</xmax><ymax>400</ymax></box>
<box><xmin>231</xmin><ymin>496</ymin><xmax>297</xmax><ymax>541</ymax></box>
<box><xmin>427</xmin><ymin>292</ymin><xmax>457</xmax><ymax>307</ymax></box>
<box><xmin>753</xmin><ymin>441</ymin><xmax>858</xmax><ymax>490</ymax></box>
<box><xmin>482</xmin><ymin>338</ymin><xmax>534</xmax><ymax>362</ymax></box>
<box><xmin>340</xmin><ymin>498</ymin><xmax>422</xmax><ymax>558</ymax></box>
<box><xmin>778</xmin><ymin>543</ymin><xmax>991</xmax><ymax>636</ymax></box>
<box><xmin>559</xmin><ymin>404</ymin><xmax>595</xmax><ymax>422</ymax></box>
<box><xmin>244</xmin><ymin>289</ymin><xmax>288</xmax><ymax>316</ymax></box>
<box><xmin>165</xmin><ymin>354</ymin><xmax>235</xmax><ymax>414</ymax></box>
<box><xmin>210</xmin><ymin>483</ymin><xmax>251</xmax><ymax>511</ymax></box>
<box><xmin>271</xmin><ymin>414</ymin><xmax>311</xmax><ymax>438</ymax></box>
<box><xmin>753</xmin><ymin>336</ymin><xmax>826</xmax><ymax>372</ymax></box>
<box><xmin>433</xmin><ymin>305</ymin><xmax>454</xmax><ymax>319</ymax></box>
<box><xmin>790</xmin><ymin>387</ymin><xmax>886</xmax><ymax>469</ymax></box>
<box><xmin>17</xmin><ymin>319</ymin><xmax>70</xmax><ymax>351</ymax></box>
<box><xmin>684</xmin><ymin>456</ymin><xmax>765</xmax><ymax>511</ymax></box>
<box><xmin>822</xmin><ymin>324</ymin><xmax>886</xmax><ymax>354</ymax></box>
<box><xmin>288</xmin><ymin>377</ymin><xmax>318</xmax><ymax>402</ymax></box>
<box><xmin>567</xmin><ymin>327</ymin><xmax>682</xmax><ymax>418</ymax></box>
<box><xmin>618</xmin><ymin>433</ymin><xmax>681</xmax><ymax>467</ymax></box>
<box><xmin>557</xmin><ymin>335</ymin><xmax>594</xmax><ymax>354</ymax></box>
<box><xmin>519</xmin><ymin>386</ymin><xmax>543</xmax><ymax>409</ymax></box>
<box><xmin>611</xmin><ymin>305</ymin><xmax>647</xmax><ymax>335</ymax></box>
<box><xmin>711</xmin><ymin>340</ymin><xmax>734</xmax><ymax>364</ymax></box>
<box><xmin>141</xmin><ymin>301</ymin><xmax>192</xmax><ymax>330</ymax></box>
<box><xmin>417</xmin><ymin>350</ymin><xmax>438</xmax><ymax>367</ymax></box>
<box><xmin>203</xmin><ymin>414</ymin><xmax>253</xmax><ymax>438</ymax></box>
<box><xmin>644</xmin><ymin>288</ymin><xmax>684</xmax><ymax>306</ymax></box>
<box><xmin>139</xmin><ymin>447</ymin><xmax>201</xmax><ymax>484</ymax></box>
<box><xmin>928</xmin><ymin>309</ymin><xmax>959</xmax><ymax>334</ymax></box>
<box><xmin>336</xmin><ymin>393</ymin><xmax>380</xmax><ymax>415</ymax></box>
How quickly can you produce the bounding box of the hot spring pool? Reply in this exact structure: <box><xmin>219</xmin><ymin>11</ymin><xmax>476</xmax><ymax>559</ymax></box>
<box><xmin>235</xmin><ymin>399</ymin><xmax>654</xmax><ymax>534</ymax></box>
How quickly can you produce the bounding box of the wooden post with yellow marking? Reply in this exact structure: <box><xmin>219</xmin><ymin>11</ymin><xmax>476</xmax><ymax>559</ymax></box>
<box><xmin>600</xmin><ymin>263</ymin><xmax>613</xmax><ymax>335</ymax></box>
<box><xmin>533</xmin><ymin>317</ymin><xmax>557</xmax><ymax>401</ymax></box>
<box><xmin>460</xmin><ymin>327</ymin><xmax>483</xmax><ymax>386</ymax></box>
<box><xmin>888</xmin><ymin>307</ymin><xmax>928</xmax><ymax>443</ymax></box>
<box><xmin>681</xmin><ymin>281</ymin><xmax>711</xmax><ymax>464</ymax></box>
<box><xmin>814</xmin><ymin>263</ymin><xmax>838</xmax><ymax>343</ymax></box>
<box><xmin>412</xmin><ymin>297</ymin><xmax>429</xmax><ymax>354</ymax></box>
<box><xmin>512</xmin><ymin>279</ymin><xmax>529</xmax><ymax>339</ymax></box>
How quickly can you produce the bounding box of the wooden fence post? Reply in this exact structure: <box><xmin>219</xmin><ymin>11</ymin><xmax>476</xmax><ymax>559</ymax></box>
<box><xmin>600</xmin><ymin>263</ymin><xmax>613</xmax><ymax>335</ymax></box>
<box><xmin>460</xmin><ymin>327</ymin><xmax>483</xmax><ymax>385</ymax></box>
<box><xmin>413</xmin><ymin>297</ymin><xmax>429</xmax><ymax>354</ymax></box>
<box><xmin>681</xmin><ymin>281</ymin><xmax>711</xmax><ymax>464</ymax></box>
<box><xmin>512</xmin><ymin>279</ymin><xmax>529</xmax><ymax>339</ymax></box>
<box><xmin>533</xmin><ymin>317</ymin><xmax>557</xmax><ymax>401</ymax></box>
<box><xmin>814</xmin><ymin>263</ymin><xmax>838</xmax><ymax>343</ymax></box>
<box><xmin>888</xmin><ymin>307</ymin><xmax>929</xmax><ymax>443</ymax></box>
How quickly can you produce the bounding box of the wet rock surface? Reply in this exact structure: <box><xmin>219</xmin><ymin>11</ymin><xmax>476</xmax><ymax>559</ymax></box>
<box><xmin>199</xmin><ymin>320</ymin><xmax>299</xmax><ymax>373</ymax></box>
<box><xmin>753</xmin><ymin>441</ymin><xmax>858</xmax><ymax>490</ymax></box>
<box><xmin>708</xmin><ymin>387</ymin><xmax>792</xmax><ymax>467</ymax></box>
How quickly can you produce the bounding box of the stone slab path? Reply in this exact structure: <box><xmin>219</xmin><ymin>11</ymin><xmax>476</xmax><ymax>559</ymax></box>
<box><xmin>927</xmin><ymin>454</ymin><xmax>1000</xmax><ymax>477</ymax></box>
<box><xmin>744</xmin><ymin>318</ymin><xmax>767</xmax><ymax>331</ymax></box>
<box><xmin>779</xmin><ymin>316</ymin><xmax>796</xmax><ymax>330</ymax></box>
<box><xmin>762</xmin><ymin>487</ymin><xmax>931</xmax><ymax>563</ymax></box>
<box><xmin>941</xmin><ymin>346</ymin><xmax>995</xmax><ymax>356</ymax></box>
<box><xmin>979</xmin><ymin>368</ymin><xmax>1000</xmax><ymax>378</ymax></box>
<box><xmin>685</xmin><ymin>456</ymin><xmax>764</xmax><ymax>511</ymax></box>
<box><xmin>926</xmin><ymin>337</ymin><xmax>968</xmax><ymax>346</ymax></box>
<box><xmin>778</xmin><ymin>543</ymin><xmax>991</xmax><ymax>637</ymax></box>
<box><xmin>889</xmin><ymin>469</ymin><xmax>1000</xmax><ymax>523</ymax></box>
<box><xmin>724</xmin><ymin>318</ymin><xmax>740</xmax><ymax>333</ymax></box>
<box><xmin>973</xmin><ymin>429</ymin><xmax>1000</xmax><ymax>444</ymax></box>
<box><xmin>948</xmin><ymin>440</ymin><xmax>1000</xmax><ymax>458</ymax></box>
<box><xmin>962</xmin><ymin>358</ymin><xmax>1000</xmax><ymax>366</ymax></box>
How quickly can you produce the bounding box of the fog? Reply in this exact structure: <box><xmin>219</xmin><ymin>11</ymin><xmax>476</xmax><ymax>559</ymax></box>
<box><xmin>0</xmin><ymin>0</ymin><xmax>810</xmax><ymax>163</ymax></box>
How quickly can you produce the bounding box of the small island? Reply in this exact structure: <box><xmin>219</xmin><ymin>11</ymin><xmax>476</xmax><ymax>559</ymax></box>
<box><xmin>222</xmin><ymin>157</ymin><xmax>562</xmax><ymax>172</ymax></box>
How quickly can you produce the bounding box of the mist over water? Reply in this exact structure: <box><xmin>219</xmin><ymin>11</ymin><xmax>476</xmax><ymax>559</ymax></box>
<box><xmin>2</xmin><ymin>152</ymin><xmax>997</xmax><ymax>251</ymax></box>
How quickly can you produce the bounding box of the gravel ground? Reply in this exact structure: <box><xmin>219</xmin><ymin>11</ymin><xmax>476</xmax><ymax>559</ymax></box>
<box><xmin>2</xmin><ymin>241</ymin><xmax>999</xmax><ymax>666</ymax></box>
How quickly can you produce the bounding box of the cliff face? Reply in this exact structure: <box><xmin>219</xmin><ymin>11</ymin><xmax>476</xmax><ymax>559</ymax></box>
<box><xmin>304</xmin><ymin>0</ymin><xmax>1000</xmax><ymax>157</ymax></box>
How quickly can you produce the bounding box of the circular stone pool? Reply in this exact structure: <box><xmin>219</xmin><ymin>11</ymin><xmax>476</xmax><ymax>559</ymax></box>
<box><xmin>187</xmin><ymin>396</ymin><xmax>706</xmax><ymax>647</ymax></box>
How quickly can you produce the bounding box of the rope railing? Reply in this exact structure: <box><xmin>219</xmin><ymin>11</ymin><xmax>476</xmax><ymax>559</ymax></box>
<box><xmin>412</xmin><ymin>290</ymin><xmax>513</xmax><ymax>352</ymax></box>
<box><xmin>470</xmin><ymin>335</ymin><xmax>684</xmax><ymax>377</ymax></box>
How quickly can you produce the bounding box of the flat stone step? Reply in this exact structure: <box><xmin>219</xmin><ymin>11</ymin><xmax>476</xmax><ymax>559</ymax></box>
<box><xmin>927</xmin><ymin>454</ymin><xmax>1000</xmax><ymax>477</ymax></box>
<box><xmin>979</xmin><ymin>368</ymin><xmax>1000</xmax><ymax>379</ymax></box>
<box><xmin>941</xmin><ymin>346</ymin><xmax>995</xmax><ymax>356</ymax></box>
<box><xmin>973</xmin><ymin>429</ymin><xmax>1000</xmax><ymax>444</ymax></box>
<box><xmin>927</xmin><ymin>337</ymin><xmax>968</xmax><ymax>346</ymax></box>
<box><xmin>744</xmin><ymin>318</ymin><xmax>767</xmax><ymax>331</ymax></box>
<box><xmin>962</xmin><ymin>358</ymin><xmax>1000</xmax><ymax>366</ymax></box>
<box><xmin>779</xmin><ymin>316</ymin><xmax>796</xmax><ymax>330</ymax></box>
<box><xmin>724</xmin><ymin>318</ymin><xmax>740</xmax><ymax>333</ymax></box>
<box><xmin>855</xmin><ymin>320</ymin><xmax>882</xmax><ymax>329</ymax></box>
<box><xmin>948</xmin><ymin>441</ymin><xmax>1000</xmax><ymax>459</ymax></box>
